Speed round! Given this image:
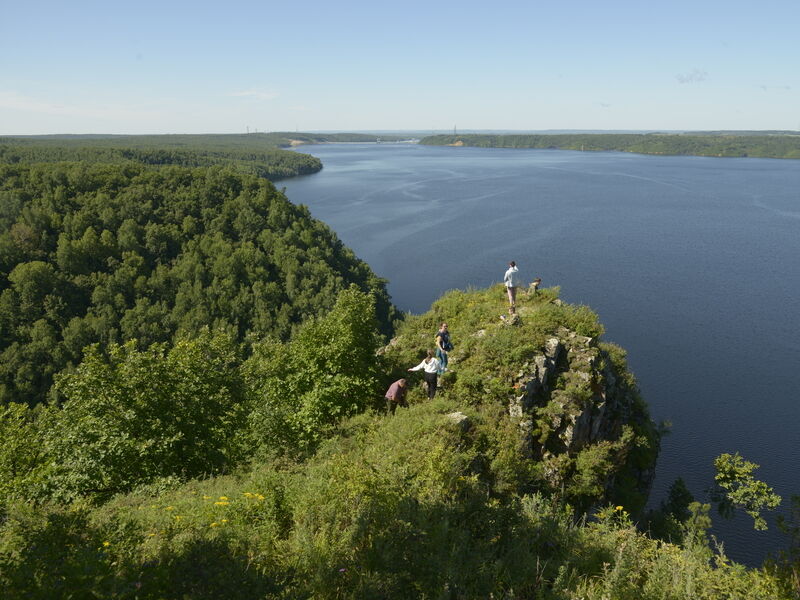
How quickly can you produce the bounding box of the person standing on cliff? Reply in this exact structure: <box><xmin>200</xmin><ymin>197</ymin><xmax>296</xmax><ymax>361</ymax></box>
<box><xmin>384</xmin><ymin>378</ymin><xmax>408</xmax><ymax>415</ymax></box>
<box><xmin>434</xmin><ymin>323</ymin><xmax>452</xmax><ymax>375</ymax></box>
<box><xmin>408</xmin><ymin>350</ymin><xmax>441</xmax><ymax>400</ymax></box>
<box><xmin>504</xmin><ymin>261</ymin><xmax>521</xmax><ymax>312</ymax></box>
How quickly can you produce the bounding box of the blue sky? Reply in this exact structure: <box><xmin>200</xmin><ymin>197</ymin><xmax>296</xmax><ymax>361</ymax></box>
<box><xmin>1</xmin><ymin>0</ymin><xmax>798</xmax><ymax>134</ymax></box>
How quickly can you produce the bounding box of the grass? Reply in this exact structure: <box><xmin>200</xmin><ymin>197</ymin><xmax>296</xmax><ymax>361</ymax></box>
<box><xmin>0</xmin><ymin>285</ymin><xmax>794</xmax><ymax>598</ymax></box>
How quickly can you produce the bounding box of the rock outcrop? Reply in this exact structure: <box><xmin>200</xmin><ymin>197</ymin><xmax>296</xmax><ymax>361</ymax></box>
<box><xmin>510</xmin><ymin>326</ymin><xmax>657</xmax><ymax>504</ymax></box>
<box><xmin>382</xmin><ymin>285</ymin><xmax>659</xmax><ymax>512</ymax></box>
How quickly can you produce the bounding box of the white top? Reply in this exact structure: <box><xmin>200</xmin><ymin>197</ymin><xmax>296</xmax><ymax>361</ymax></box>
<box><xmin>504</xmin><ymin>265</ymin><xmax>521</xmax><ymax>288</ymax></box>
<box><xmin>410</xmin><ymin>357</ymin><xmax>441</xmax><ymax>373</ymax></box>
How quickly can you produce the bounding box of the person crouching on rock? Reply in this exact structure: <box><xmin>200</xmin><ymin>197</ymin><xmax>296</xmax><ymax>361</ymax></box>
<box><xmin>408</xmin><ymin>350</ymin><xmax>441</xmax><ymax>400</ymax></box>
<box><xmin>384</xmin><ymin>378</ymin><xmax>408</xmax><ymax>415</ymax></box>
<box><xmin>529</xmin><ymin>277</ymin><xmax>542</xmax><ymax>296</ymax></box>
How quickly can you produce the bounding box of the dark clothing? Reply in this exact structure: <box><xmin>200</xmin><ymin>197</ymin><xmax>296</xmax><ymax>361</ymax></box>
<box><xmin>435</xmin><ymin>329</ymin><xmax>452</xmax><ymax>375</ymax></box>
<box><xmin>385</xmin><ymin>380</ymin><xmax>408</xmax><ymax>414</ymax></box>
<box><xmin>423</xmin><ymin>371</ymin><xmax>438</xmax><ymax>399</ymax></box>
<box><xmin>386</xmin><ymin>396</ymin><xmax>408</xmax><ymax>414</ymax></box>
<box><xmin>436</xmin><ymin>330</ymin><xmax>452</xmax><ymax>351</ymax></box>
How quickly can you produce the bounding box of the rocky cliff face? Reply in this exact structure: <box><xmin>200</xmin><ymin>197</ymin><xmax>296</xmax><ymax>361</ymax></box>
<box><xmin>383</xmin><ymin>285</ymin><xmax>660</xmax><ymax>513</ymax></box>
<box><xmin>510</xmin><ymin>324</ymin><xmax>658</xmax><ymax>505</ymax></box>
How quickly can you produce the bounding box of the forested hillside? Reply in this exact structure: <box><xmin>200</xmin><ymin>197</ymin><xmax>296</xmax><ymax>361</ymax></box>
<box><xmin>0</xmin><ymin>161</ymin><xmax>396</xmax><ymax>405</ymax></box>
<box><xmin>0</xmin><ymin>132</ymin><xmax>415</xmax><ymax>181</ymax></box>
<box><xmin>0</xmin><ymin>137</ymin><xmax>796</xmax><ymax>598</ymax></box>
<box><xmin>0</xmin><ymin>144</ymin><xmax>323</xmax><ymax>181</ymax></box>
<box><xmin>1</xmin><ymin>285</ymin><xmax>795</xmax><ymax>598</ymax></box>
<box><xmin>421</xmin><ymin>133</ymin><xmax>800</xmax><ymax>159</ymax></box>
<box><xmin>0</xmin><ymin>132</ymin><xmax>408</xmax><ymax>181</ymax></box>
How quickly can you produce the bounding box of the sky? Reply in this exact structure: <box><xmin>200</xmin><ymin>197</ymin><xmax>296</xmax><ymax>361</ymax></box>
<box><xmin>1</xmin><ymin>0</ymin><xmax>798</xmax><ymax>135</ymax></box>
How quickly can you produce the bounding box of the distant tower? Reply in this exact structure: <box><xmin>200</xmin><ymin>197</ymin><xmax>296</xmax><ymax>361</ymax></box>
<box><xmin>246</xmin><ymin>126</ymin><xmax>250</xmax><ymax>134</ymax></box>
<box><xmin>454</xmin><ymin>125</ymin><xmax>457</xmax><ymax>136</ymax></box>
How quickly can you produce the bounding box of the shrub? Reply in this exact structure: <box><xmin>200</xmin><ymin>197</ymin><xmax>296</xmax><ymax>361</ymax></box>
<box><xmin>35</xmin><ymin>331</ymin><xmax>246</xmax><ymax>503</ymax></box>
<box><xmin>245</xmin><ymin>285</ymin><xmax>384</xmax><ymax>454</ymax></box>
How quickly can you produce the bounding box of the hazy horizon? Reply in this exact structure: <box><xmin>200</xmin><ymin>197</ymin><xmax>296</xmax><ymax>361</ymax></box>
<box><xmin>4</xmin><ymin>129</ymin><xmax>799</xmax><ymax>138</ymax></box>
<box><xmin>2</xmin><ymin>0</ymin><xmax>798</xmax><ymax>135</ymax></box>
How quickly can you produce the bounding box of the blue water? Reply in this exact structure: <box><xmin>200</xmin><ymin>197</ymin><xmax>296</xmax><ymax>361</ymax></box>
<box><xmin>282</xmin><ymin>143</ymin><xmax>800</xmax><ymax>566</ymax></box>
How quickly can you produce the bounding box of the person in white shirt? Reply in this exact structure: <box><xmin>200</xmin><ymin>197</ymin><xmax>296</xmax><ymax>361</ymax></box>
<box><xmin>408</xmin><ymin>350</ymin><xmax>442</xmax><ymax>400</ymax></box>
<box><xmin>504</xmin><ymin>261</ymin><xmax>522</xmax><ymax>312</ymax></box>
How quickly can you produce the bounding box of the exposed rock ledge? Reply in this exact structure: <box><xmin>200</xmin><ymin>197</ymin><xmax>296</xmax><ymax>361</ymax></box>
<box><xmin>510</xmin><ymin>326</ymin><xmax>657</xmax><ymax>502</ymax></box>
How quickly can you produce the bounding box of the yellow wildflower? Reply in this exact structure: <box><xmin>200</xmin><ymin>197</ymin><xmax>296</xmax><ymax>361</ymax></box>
<box><xmin>256</xmin><ymin>494</ymin><xmax>265</xmax><ymax>501</ymax></box>
<box><xmin>243</xmin><ymin>492</ymin><xmax>253</xmax><ymax>498</ymax></box>
<box><xmin>210</xmin><ymin>522</ymin><xmax>219</xmax><ymax>527</ymax></box>
<box><xmin>214</xmin><ymin>501</ymin><xmax>230</xmax><ymax>506</ymax></box>
<box><xmin>218</xmin><ymin>496</ymin><xmax>228</xmax><ymax>501</ymax></box>
<box><xmin>202</xmin><ymin>495</ymin><xmax>211</xmax><ymax>500</ymax></box>
<box><xmin>165</xmin><ymin>506</ymin><xmax>175</xmax><ymax>511</ymax></box>
<box><xmin>221</xmin><ymin>519</ymin><xmax>228</xmax><ymax>523</ymax></box>
<box><xmin>102</xmin><ymin>541</ymin><xmax>111</xmax><ymax>547</ymax></box>
<box><xmin>615</xmin><ymin>505</ymin><xmax>624</xmax><ymax>511</ymax></box>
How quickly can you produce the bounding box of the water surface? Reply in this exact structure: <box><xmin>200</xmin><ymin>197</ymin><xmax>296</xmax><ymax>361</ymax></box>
<box><xmin>283</xmin><ymin>143</ymin><xmax>800</xmax><ymax>565</ymax></box>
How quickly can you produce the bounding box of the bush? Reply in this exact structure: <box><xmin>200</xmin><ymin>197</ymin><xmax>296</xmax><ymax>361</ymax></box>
<box><xmin>33</xmin><ymin>331</ymin><xmax>246</xmax><ymax>503</ymax></box>
<box><xmin>246</xmin><ymin>285</ymin><xmax>384</xmax><ymax>454</ymax></box>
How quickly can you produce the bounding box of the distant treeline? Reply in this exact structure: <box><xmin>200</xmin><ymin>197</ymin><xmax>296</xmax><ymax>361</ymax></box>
<box><xmin>267</xmin><ymin>132</ymin><xmax>411</xmax><ymax>145</ymax></box>
<box><xmin>420</xmin><ymin>133</ymin><xmax>800</xmax><ymax>159</ymax></box>
<box><xmin>0</xmin><ymin>144</ymin><xmax>322</xmax><ymax>181</ymax></box>
<box><xmin>2</xmin><ymin>132</ymin><xmax>408</xmax><ymax>150</ymax></box>
<box><xmin>0</xmin><ymin>132</ymin><xmax>409</xmax><ymax>181</ymax></box>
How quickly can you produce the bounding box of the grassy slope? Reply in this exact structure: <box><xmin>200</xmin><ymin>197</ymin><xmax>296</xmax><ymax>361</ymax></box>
<box><xmin>0</xmin><ymin>286</ymin><xmax>792</xmax><ymax>598</ymax></box>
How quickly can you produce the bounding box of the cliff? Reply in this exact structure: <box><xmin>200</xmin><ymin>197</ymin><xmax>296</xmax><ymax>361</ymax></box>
<box><xmin>382</xmin><ymin>285</ymin><xmax>659</xmax><ymax>513</ymax></box>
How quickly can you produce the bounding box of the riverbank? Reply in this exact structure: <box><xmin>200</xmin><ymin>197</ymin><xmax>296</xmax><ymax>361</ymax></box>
<box><xmin>420</xmin><ymin>133</ymin><xmax>800</xmax><ymax>159</ymax></box>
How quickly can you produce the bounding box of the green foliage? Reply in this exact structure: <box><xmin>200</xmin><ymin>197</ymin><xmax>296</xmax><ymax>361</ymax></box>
<box><xmin>645</xmin><ymin>477</ymin><xmax>696</xmax><ymax>544</ymax></box>
<box><xmin>771</xmin><ymin>495</ymin><xmax>800</xmax><ymax>597</ymax></box>
<box><xmin>245</xmin><ymin>286</ymin><xmax>384</xmax><ymax>454</ymax></box>
<box><xmin>682</xmin><ymin>501</ymin><xmax>714</xmax><ymax>553</ymax></box>
<box><xmin>0</xmin><ymin>403</ymin><xmax>51</xmax><ymax>505</ymax></box>
<box><xmin>713</xmin><ymin>452</ymin><xmax>782</xmax><ymax>530</ymax></box>
<box><xmin>0</xmin><ymin>132</ymin><xmax>411</xmax><ymax>181</ymax></box>
<box><xmin>569</xmin><ymin>438</ymin><xmax>623</xmax><ymax>499</ymax></box>
<box><xmin>0</xmin><ymin>142</ymin><xmax>323</xmax><ymax>181</ymax></box>
<box><xmin>0</xmin><ymin>276</ymin><xmax>792</xmax><ymax>597</ymax></box>
<box><xmin>421</xmin><ymin>132</ymin><xmax>800</xmax><ymax>160</ymax></box>
<box><xmin>0</xmin><ymin>402</ymin><xmax>790</xmax><ymax>599</ymax></box>
<box><xmin>382</xmin><ymin>284</ymin><xmax>656</xmax><ymax>513</ymax></box>
<box><xmin>0</xmin><ymin>162</ymin><xmax>396</xmax><ymax>405</ymax></box>
<box><xmin>33</xmin><ymin>331</ymin><xmax>246</xmax><ymax>503</ymax></box>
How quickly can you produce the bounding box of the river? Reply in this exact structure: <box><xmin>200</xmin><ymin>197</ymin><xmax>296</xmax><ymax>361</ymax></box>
<box><xmin>282</xmin><ymin>142</ymin><xmax>800</xmax><ymax>565</ymax></box>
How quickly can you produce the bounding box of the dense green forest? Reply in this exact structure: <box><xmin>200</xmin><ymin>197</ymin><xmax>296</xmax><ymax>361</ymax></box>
<box><xmin>0</xmin><ymin>132</ymin><xmax>410</xmax><ymax>181</ymax></box>
<box><xmin>421</xmin><ymin>133</ymin><xmax>800</xmax><ymax>159</ymax></box>
<box><xmin>0</xmin><ymin>144</ymin><xmax>323</xmax><ymax>181</ymax></box>
<box><xmin>1</xmin><ymin>285</ymin><xmax>796</xmax><ymax>598</ymax></box>
<box><xmin>0</xmin><ymin>161</ymin><xmax>396</xmax><ymax>406</ymax></box>
<box><xmin>0</xmin><ymin>139</ymin><xmax>797</xmax><ymax>597</ymax></box>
